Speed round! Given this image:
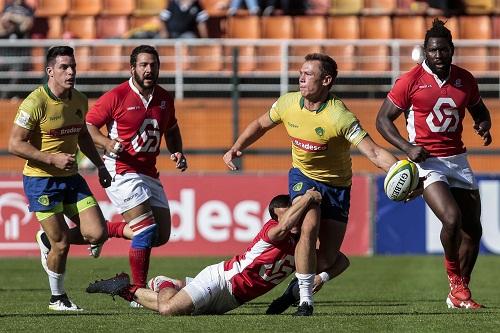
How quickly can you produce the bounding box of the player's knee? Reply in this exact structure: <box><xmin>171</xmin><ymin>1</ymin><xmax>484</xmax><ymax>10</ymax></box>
<box><xmin>51</xmin><ymin>240</ymin><xmax>70</xmax><ymax>257</ymax></box>
<box><xmin>441</xmin><ymin>210</ymin><xmax>462</xmax><ymax>233</ymax></box>
<box><xmin>337</xmin><ymin>252</ymin><xmax>350</xmax><ymax>272</ymax></box>
<box><xmin>82</xmin><ymin>228</ymin><xmax>107</xmax><ymax>245</ymax></box>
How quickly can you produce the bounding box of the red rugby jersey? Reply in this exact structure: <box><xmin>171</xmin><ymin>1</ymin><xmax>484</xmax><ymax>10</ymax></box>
<box><xmin>387</xmin><ymin>63</ymin><xmax>481</xmax><ymax>157</ymax></box>
<box><xmin>224</xmin><ymin>220</ymin><xmax>296</xmax><ymax>304</ymax></box>
<box><xmin>86</xmin><ymin>79</ymin><xmax>177</xmax><ymax>178</ymax></box>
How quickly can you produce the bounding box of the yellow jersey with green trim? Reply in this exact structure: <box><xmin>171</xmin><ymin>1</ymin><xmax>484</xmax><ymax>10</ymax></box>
<box><xmin>269</xmin><ymin>92</ymin><xmax>367</xmax><ymax>186</ymax></box>
<box><xmin>14</xmin><ymin>85</ymin><xmax>88</xmax><ymax>177</ymax></box>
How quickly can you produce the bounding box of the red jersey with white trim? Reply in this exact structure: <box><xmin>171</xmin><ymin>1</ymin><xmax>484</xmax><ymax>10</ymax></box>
<box><xmin>223</xmin><ymin>219</ymin><xmax>296</xmax><ymax>303</ymax></box>
<box><xmin>387</xmin><ymin>63</ymin><xmax>481</xmax><ymax>157</ymax></box>
<box><xmin>86</xmin><ymin>79</ymin><xmax>177</xmax><ymax>178</ymax></box>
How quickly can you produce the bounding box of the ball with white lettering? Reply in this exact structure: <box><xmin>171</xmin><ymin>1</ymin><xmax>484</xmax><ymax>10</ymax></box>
<box><xmin>384</xmin><ymin>160</ymin><xmax>419</xmax><ymax>201</ymax></box>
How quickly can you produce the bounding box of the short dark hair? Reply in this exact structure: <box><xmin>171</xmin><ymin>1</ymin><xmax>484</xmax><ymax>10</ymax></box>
<box><xmin>130</xmin><ymin>45</ymin><xmax>160</xmax><ymax>67</ymax></box>
<box><xmin>305</xmin><ymin>53</ymin><xmax>338</xmax><ymax>87</ymax></box>
<box><xmin>424</xmin><ymin>18</ymin><xmax>454</xmax><ymax>49</ymax></box>
<box><xmin>46</xmin><ymin>46</ymin><xmax>74</xmax><ymax>67</ymax></box>
<box><xmin>268</xmin><ymin>194</ymin><xmax>291</xmax><ymax>221</ymax></box>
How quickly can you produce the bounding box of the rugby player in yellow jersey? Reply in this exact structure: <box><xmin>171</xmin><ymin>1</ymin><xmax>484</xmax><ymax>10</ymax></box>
<box><xmin>8</xmin><ymin>46</ymin><xmax>111</xmax><ymax>311</ymax></box>
<box><xmin>224</xmin><ymin>53</ymin><xmax>398</xmax><ymax>316</ymax></box>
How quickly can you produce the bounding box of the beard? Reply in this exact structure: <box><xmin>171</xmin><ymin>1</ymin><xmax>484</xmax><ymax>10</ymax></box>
<box><xmin>133</xmin><ymin>71</ymin><xmax>157</xmax><ymax>90</ymax></box>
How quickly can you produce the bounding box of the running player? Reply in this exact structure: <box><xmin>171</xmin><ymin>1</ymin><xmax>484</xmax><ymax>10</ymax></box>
<box><xmin>8</xmin><ymin>45</ymin><xmax>110</xmax><ymax>311</ymax></box>
<box><xmin>224</xmin><ymin>53</ymin><xmax>398</xmax><ymax>315</ymax></box>
<box><xmin>376</xmin><ymin>18</ymin><xmax>492</xmax><ymax>309</ymax></box>
<box><xmin>86</xmin><ymin>45</ymin><xmax>187</xmax><ymax>297</ymax></box>
<box><xmin>86</xmin><ymin>190</ymin><xmax>340</xmax><ymax>315</ymax></box>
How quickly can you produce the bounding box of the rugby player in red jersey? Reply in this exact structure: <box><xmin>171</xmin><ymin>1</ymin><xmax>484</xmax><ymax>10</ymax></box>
<box><xmin>376</xmin><ymin>19</ymin><xmax>492</xmax><ymax>309</ymax></box>
<box><xmin>86</xmin><ymin>45</ymin><xmax>187</xmax><ymax>300</ymax></box>
<box><xmin>87</xmin><ymin>189</ymin><xmax>346</xmax><ymax>315</ymax></box>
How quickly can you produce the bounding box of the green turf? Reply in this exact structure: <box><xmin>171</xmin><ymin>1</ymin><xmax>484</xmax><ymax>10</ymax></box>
<box><xmin>0</xmin><ymin>255</ymin><xmax>499</xmax><ymax>332</ymax></box>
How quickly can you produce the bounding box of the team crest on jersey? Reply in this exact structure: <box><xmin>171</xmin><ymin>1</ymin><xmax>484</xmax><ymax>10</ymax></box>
<box><xmin>315</xmin><ymin>127</ymin><xmax>324</xmax><ymax>137</ymax></box>
<box><xmin>292</xmin><ymin>182</ymin><xmax>303</xmax><ymax>192</ymax></box>
<box><xmin>75</xmin><ymin>109</ymin><xmax>83</xmax><ymax>119</ymax></box>
<box><xmin>160</xmin><ymin>101</ymin><xmax>167</xmax><ymax>109</ymax></box>
<box><xmin>38</xmin><ymin>195</ymin><xmax>49</xmax><ymax>206</ymax></box>
<box><xmin>454</xmin><ymin>79</ymin><xmax>463</xmax><ymax>87</ymax></box>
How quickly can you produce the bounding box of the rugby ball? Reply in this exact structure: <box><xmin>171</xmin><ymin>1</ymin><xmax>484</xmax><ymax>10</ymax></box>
<box><xmin>384</xmin><ymin>160</ymin><xmax>419</xmax><ymax>201</ymax></box>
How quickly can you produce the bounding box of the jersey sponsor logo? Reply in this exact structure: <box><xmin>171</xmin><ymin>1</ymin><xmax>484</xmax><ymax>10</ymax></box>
<box><xmin>315</xmin><ymin>127</ymin><xmax>324</xmax><ymax>137</ymax></box>
<box><xmin>48</xmin><ymin>125</ymin><xmax>83</xmax><ymax>137</ymax></box>
<box><xmin>292</xmin><ymin>182</ymin><xmax>303</xmax><ymax>192</ymax></box>
<box><xmin>287</xmin><ymin>122</ymin><xmax>299</xmax><ymax>128</ymax></box>
<box><xmin>49</xmin><ymin>115</ymin><xmax>62</xmax><ymax>121</ymax></box>
<box><xmin>37</xmin><ymin>195</ymin><xmax>49</xmax><ymax>206</ymax></box>
<box><xmin>127</xmin><ymin>106</ymin><xmax>141</xmax><ymax>111</ymax></box>
<box><xmin>291</xmin><ymin>137</ymin><xmax>327</xmax><ymax>152</ymax></box>
<box><xmin>426</xmin><ymin>97</ymin><xmax>459</xmax><ymax>133</ymax></box>
<box><xmin>15</xmin><ymin>110</ymin><xmax>31</xmax><ymax>128</ymax></box>
<box><xmin>131</xmin><ymin>119</ymin><xmax>161</xmax><ymax>153</ymax></box>
<box><xmin>418</xmin><ymin>84</ymin><xmax>432</xmax><ymax>89</ymax></box>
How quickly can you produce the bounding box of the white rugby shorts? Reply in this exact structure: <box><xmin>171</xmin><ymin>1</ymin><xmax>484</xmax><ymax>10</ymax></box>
<box><xmin>416</xmin><ymin>153</ymin><xmax>478</xmax><ymax>190</ymax></box>
<box><xmin>183</xmin><ymin>262</ymin><xmax>240</xmax><ymax>315</ymax></box>
<box><xmin>105</xmin><ymin>172</ymin><xmax>169</xmax><ymax>214</ymax></box>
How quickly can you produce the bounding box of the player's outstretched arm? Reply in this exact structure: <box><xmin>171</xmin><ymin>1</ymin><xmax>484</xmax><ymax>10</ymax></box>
<box><xmin>223</xmin><ymin>112</ymin><xmax>277</xmax><ymax>171</ymax></box>
<box><xmin>267</xmin><ymin>189</ymin><xmax>322</xmax><ymax>242</ymax></box>
<box><xmin>357</xmin><ymin>136</ymin><xmax>398</xmax><ymax>173</ymax></box>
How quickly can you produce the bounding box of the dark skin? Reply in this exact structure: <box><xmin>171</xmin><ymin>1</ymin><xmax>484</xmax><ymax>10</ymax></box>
<box><xmin>376</xmin><ymin>37</ymin><xmax>492</xmax><ymax>277</ymax></box>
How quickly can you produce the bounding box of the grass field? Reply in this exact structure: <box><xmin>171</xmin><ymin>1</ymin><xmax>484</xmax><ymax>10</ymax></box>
<box><xmin>1</xmin><ymin>255</ymin><xmax>499</xmax><ymax>332</ymax></box>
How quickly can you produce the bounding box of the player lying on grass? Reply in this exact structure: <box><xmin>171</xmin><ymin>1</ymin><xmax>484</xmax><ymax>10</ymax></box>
<box><xmin>87</xmin><ymin>189</ymin><xmax>348</xmax><ymax>315</ymax></box>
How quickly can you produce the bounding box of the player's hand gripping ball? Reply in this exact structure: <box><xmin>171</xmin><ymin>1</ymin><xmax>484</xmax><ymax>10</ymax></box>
<box><xmin>384</xmin><ymin>160</ymin><xmax>419</xmax><ymax>201</ymax></box>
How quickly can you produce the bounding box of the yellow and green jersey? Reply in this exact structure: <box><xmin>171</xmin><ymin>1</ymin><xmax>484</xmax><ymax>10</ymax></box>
<box><xmin>14</xmin><ymin>85</ymin><xmax>88</xmax><ymax>177</ymax></box>
<box><xmin>269</xmin><ymin>92</ymin><xmax>367</xmax><ymax>186</ymax></box>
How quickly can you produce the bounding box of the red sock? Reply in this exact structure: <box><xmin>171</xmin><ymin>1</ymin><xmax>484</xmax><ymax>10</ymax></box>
<box><xmin>129</xmin><ymin>247</ymin><xmax>151</xmax><ymax>288</ymax></box>
<box><xmin>119</xmin><ymin>285</ymin><xmax>140</xmax><ymax>302</ymax></box>
<box><xmin>445</xmin><ymin>257</ymin><xmax>461</xmax><ymax>277</ymax></box>
<box><xmin>107</xmin><ymin>221</ymin><xmax>126</xmax><ymax>238</ymax></box>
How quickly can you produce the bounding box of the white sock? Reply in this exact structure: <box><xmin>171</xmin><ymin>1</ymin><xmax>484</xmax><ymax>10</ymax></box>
<box><xmin>47</xmin><ymin>269</ymin><xmax>65</xmax><ymax>296</ymax></box>
<box><xmin>296</xmin><ymin>272</ymin><xmax>315</xmax><ymax>306</ymax></box>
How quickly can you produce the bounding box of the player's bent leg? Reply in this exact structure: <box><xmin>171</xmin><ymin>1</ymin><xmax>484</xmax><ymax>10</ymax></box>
<box><xmin>151</xmin><ymin>206</ymin><xmax>171</xmax><ymax>247</ymax></box>
<box><xmin>316</xmin><ymin>219</ymin><xmax>347</xmax><ymax>272</ymax></box>
<box><xmin>38</xmin><ymin>214</ymin><xmax>71</xmax><ymax>274</ymax></box>
<box><xmin>68</xmin><ymin>196</ymin><xmax>108</xmax><ymax>244</ymax></box>
<box><xmin>157</xmin><ymin>289</ymin><xmax>195</xmax><ymax>316</ymax></box>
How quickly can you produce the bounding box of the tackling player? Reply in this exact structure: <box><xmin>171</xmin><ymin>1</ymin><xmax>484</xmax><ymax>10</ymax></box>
<box><xmin>8</xmin><ymin>46</ymin><xmax>111</xmax><ymax>311</ymax></box>
<box><xmin>376</xmin><ymin>18</ymin><xmax>492</xmax><ymax>309</ymax></box>
<box><xmin>223</xmin><ymin>53</ymin><xmax>398</xmax><ymax>315</ymax></box>
<box><xmin>86</xmin><ymin>45</ymin><xmax>187</xmax><ymax>301</ymax></box>
<box><xmin>87</xmin><ymin>189</ymin><xmax>344</xmax><ymax>315</ymax></box>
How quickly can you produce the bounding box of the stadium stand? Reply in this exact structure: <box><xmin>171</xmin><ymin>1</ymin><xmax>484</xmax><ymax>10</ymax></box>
<box><xmin>63</xmin><ymin>15</ymin><xmax>96</xmax><ymax>39</ymax></box>
<box><xmin>329</xmin><ymin>0</ymin><xmax>363</xmax><ymax>15</ymax></box>
<box><xmin>493</xmin><ymin>15</ymin><xmax>500</xmax><ymax>70</ymax></box>
<box><xmin>325</xmin><ymin>15</ymin><xmax>359</xmax><ymax>72</ymax></box>
<box><xmin>96</xmin><ymin>15</ymin><xmax>129</xmax><ymax>39</ymax></box>
<box><xmin>134</xmin><ymin>0</ymin><xmax>167</xmax><ymax>16</ymax></box>
<box><xmin>258</xmin><ymin>15</ymin><xmax>293</xmax><ymax>71</ymax></box>
<box><xmin>463</xmin><ymin>0</ymin><xmax>496</xmax><ymax>14</ymax></box>
<box><xmin>394</xmin><ymin>0</ymin><xmax>428</xmax><ymax>14</ymax></box>
<box><xmin>68</xmin><ymin>0</ymin><xmax>102</xmax><ymax>16</ymax></box>
<box><xmin>457</xmin><ymin>15</ymin><xmax>491</xmax><ymax>72</ymax></box>
<box><xmin>290</xmin><ymin>16</ymin><xmax>326</xmax><ymax>70</ymax></box>
<box><xmin>34</xmin><ymin>0</ymin><xmax>69</xmax><ymax>17</ymax></box>
<box><xmin>362</xmin><ymin>0</ymin><xmax>396</xmax><ymax>15</ymax></box>
<box><xmin>101</xmin><ymin>0</ymin><xmax>136</xmax><ymax>16</ymax></box>
<box><xmin>359</xmin><ymin>15</ymin><xmax>392</xmax><ymax>71</ymax></box>
<box><xmin>392</xmin><ymin>15</ymin><xmax>426</xmax><ymax>71</ymax></box>
<box><xmin>225</xmin><ymin>15</ymin><xmax>260</xmax><ymax>72</ymax></box>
